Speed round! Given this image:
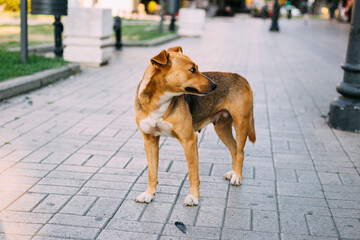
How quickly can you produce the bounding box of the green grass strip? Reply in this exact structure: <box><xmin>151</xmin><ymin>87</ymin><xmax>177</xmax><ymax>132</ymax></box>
<box><xmin>0</xmin><ymin>49</ymin><xmax>68</xmax><ymax>82</ymax></box>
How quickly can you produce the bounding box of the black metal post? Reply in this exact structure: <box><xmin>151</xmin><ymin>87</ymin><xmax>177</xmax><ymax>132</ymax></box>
<box><xmin>113</xmin><ymin>16</ymin><xmax>123</xmax><ymax>50</ymax></box>
<box><xmin>270</xmin><ymin>0</ymin><xmax>280</xmax><ymax>32</ymax></box>
<box><xmin>169</xmin><ymin>14</ymin><xmax>176</xmax><ymax>31</ymax></box>
<box><xmin>20</xmin><ymin>0</ymin><xmax>28</xmax><ymax>64</ymax></box>
<box><xmin>329</xmin><ymin>0</ymin><xmax>360</xmax><ymax>132</ymax></box>
<box><xmin>53</xmin><ymin>15</ymin><xmax>63</xmax><ymax>57</ymax></box>
<box><xmin>159</xmin><ymin>0</ymin><xmax>164</xmax><ymax>32</ymax></box>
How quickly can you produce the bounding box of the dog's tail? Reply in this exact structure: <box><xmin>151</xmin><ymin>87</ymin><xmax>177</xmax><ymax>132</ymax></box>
<box><xmin>248</xmin><ymin>107</ymin><xmax>256</xmax><ymax>143</ymax></box>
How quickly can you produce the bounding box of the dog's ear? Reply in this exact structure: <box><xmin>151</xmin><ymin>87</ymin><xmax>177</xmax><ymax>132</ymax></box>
<box><xmin>151</xmin><ymin>50</ymin><xmax>169</xmax><ymax>68</ymax></box>
<box><xmin>167</xmin><ymin>46</ymin><xmax>183</xmax><ymax>53</ymax></box>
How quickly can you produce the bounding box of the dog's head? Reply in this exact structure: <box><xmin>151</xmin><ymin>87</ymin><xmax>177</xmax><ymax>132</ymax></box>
<box><xmin>140</xmin><ymin>46</ymin><xmax>216</xmax><ymax>96</ymax></box>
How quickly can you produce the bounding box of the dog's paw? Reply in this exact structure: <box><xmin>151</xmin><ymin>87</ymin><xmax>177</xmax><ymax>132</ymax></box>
<box><xmin>224</xmin><ymin>170</ymin><xmax>234</xmax><ymax>180</ymax></box>
<box><xmin>230</xmin><ymin>174</ymin><xmax>241</xmax><ymax>186</ymax></box>
<box><xmin>135</xmin><ymin>192</ymin><xmax>154</xmax><ymax>203</ymax></box>
<box><xmin>224</xmin><ymin>170</ymin><xmax>242</xmax><ymax>186</ymax></box>
<box><xmin>183</xmin><ymin>194</ymin><xmax>199</xmax><ymax>206</ymax></box>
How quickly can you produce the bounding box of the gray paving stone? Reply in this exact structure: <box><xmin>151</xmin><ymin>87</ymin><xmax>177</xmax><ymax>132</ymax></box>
<box><xmin>0</xmin><ymin>211</ymin><xmax>52</xmax><ymax>224</ymax></box>
<box><xmin>92</xmin><ymin>172</ymin><xmax>138</xmax><ymax>183</ymax></box>
<box><xmin>275</xmin><ymin>168</ymin><xmax>297</xmax><ymax>182</ymax></box>
<box><xmin>140</xmin><ymin>202</ymin><xmax>173</xmax><ymax>223</ymax></box>
<box><xmin>227</xmin><ymin>199</ymin><xmax>277</xmax><ymax>211</ymax></box>
<box><xmin>50</xmin><ymin>213</ymin><xmax>107</xmax><ymax>228</ymax></box>
<box><xmin>84</xmin><ymin>179</ymin><xmax>132</xmax><ymax>190</ymax></box>
<box><xmin>37</xmin><ymin>224</ymin><xmax>100</xmax><ymax>239</ymax></box>
<box><xmin>60</xmin><ymin>195</ymin><xmax>97</xmax><ymax>215</ymax></box>
<box><xmin>296</xmin><ymin>170</ymin><xmax>320</xmax><ymax>184</ymax></box>
<box><xmin>47</xmin><ymin>170</ymin><xmax>93</xmax><ymax>180</ymax></box>
<box><xmin>254</xmin><ymin>167</ymin><xmax>275</xmax><ymax>180</ymax></box>
<box><xmin>0</xmin><ymin>233</ymin><xmax>31</xmax><ymax>240</ymax></box>
<box><xmin>281</xmin><ymin>233</ymin><xmax>338</xmax><ymax>240</ymax></box>
<box><xmin>277</xmin><ymin>187</ymin><xmax>323</xmax><ymax>198</ymax></box>
<box><xmin>169</xmin><ymin>203</ymin><xmax>199</xmax><ymax>224</ymax></box>
<box><xmin>33</xmin><ymin>194</ymin><xmax>72</xmax><ymax>213</ymax></box>
<box><xmin>334</xmin><ymin>217</ymin><xmax>360</xmax><ymax>239</ymax></box>
<box><xmin>63</xmin><ymin>153</ymin><xmax>92</xmax><ymax>165</ymax></box>
<box><xmin>0</xmin><ymin>222</ymin><xmax>42</xmax><ymax>236</ymax></box>
<box><xmin>97</xmin><ymin>230</ymin><xmax>158</xmax><ymax>240</ymax></box>
<box><xmin>30</xmin><ymin>185</ymin><xmax>79</xmax><ymax>195</ymax></box>
<box><xmin>7</xmin><ymin>192</ymin><xmax>47</xmax><ymax>211</ymax></box>
<box><xmin>339</xmin><ymin>173</ymin><xmax>360</xmax><ymax>185</ymax></box>
<box><xmin>228</xmin><ymin>191</ymin><xmax>276</xmax><ymax>203</ymax></box>
<box><xmin>327</xmin><ymin>199</ymin><xmax>360</xmax><ymax>209</ymax></box>
<box><xmin>221</xmin><ymin>229</ymin><xmax>279</xmax><ymax>240</ymax></box>
<box><xmin>78</xmin><ymin>187</ymin><xmax>127</xmax><ymax>199</ymax></box>
<box><xmin>195</xmin><ymin>206</ymin><xmax>224</xmax><ymax>228</ymax></box>
<box><xmin>280</xmin><ymin>212</ymin><xmax>309</xmax><ymax>235</ymax></box>
<box><xmin>86</xmin><ymin>197</ymin><xmax>122</xmax><ymax>218</ymax></box>
<box><xmin>38</xmin><ymin>177</ymin><xmax>86</xmax><ymax>187</ymax></box>
<box><xmin>318</xmin><ymin>172</ymin><xmax>342</xmax><ymax>185</ymax></box>
<box><xmin>106</xmin><ymin>219</ymin><xmax>163</xmax><ymax>234</ymax></box>
<box><xmin>223</xmin><ymin>208</ymin><xmax>251</xmax><ymax>230</ymax></box>
<box><xmin>279</xmin><ymin>204</ymin><xmax>331</xmax><ymax>216</ymax></box>
<box><xmin>162</xmin><ymin>224</ymin><xmax>220</xmax><ymax>239</ymax></box>
<box><xmin>113</xmin><ymin>199</ymin><xmax>146</xmax><ymax>221</ymax></box>
<box><xmin>330</xmin><ymin>208</ymin><xmax>360</xmax><ymax>218</ymax></box>
<box><xmin>252</xmin><ymin>210</ymin><xmax>279</xmax><ymax>233</ymax></box>
<box><xmin>306</xmin><ymin>215</ymin><xmax>338</xmax><ymax>237</ymax></box>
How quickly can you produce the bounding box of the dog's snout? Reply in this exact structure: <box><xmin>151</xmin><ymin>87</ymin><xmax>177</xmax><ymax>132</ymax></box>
<box><xmin>211</xmin><ymin>82</ymin><xmax>217</xmax><ymax>91</ymax></box>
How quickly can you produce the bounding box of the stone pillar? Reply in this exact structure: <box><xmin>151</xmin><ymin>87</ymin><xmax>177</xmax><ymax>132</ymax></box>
<box><xmin>63</xmin><ymin>8</ymin><xmax>114</xmax><ymax>67</ymax></box>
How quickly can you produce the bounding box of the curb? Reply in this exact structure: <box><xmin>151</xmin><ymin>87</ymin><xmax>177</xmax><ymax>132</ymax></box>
<box><xmin>8</xmin><ymin>43</ymin><xmax>54</xmax><ymax>54</ymax></box>
<box><xmin>0</xmin><ymin>63</ymin><xmax>80</xmax><ymax>101</ymax></box>
<box><xmin>123</xmin><ymin>34</ymin><xmax>180</xmax><ymax>47</ymax></box>
<box><xmin>8</xmin><ymin>34</ymin><xmax>180</xmax><ymax>53</ymax></box>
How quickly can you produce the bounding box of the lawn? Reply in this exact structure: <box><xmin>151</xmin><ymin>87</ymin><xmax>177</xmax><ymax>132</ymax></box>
<box><xmin>0</xmin><ymin>24</ymin><xmax>54</xmax><ymax>48</ymax></box>
<box><xmin>0</xmin><ymin>13</ymin><xmax>174</xmax><ymax>81</ymax></box>
<box><xmin>0</xmin><ymin>49</ymin><xmax>68</xmax><ymax>82</ymax></box>
<box><xmin>0</xmin><ymin>16</ymin><xmax>174</xmax><ymax>48</ymax></box>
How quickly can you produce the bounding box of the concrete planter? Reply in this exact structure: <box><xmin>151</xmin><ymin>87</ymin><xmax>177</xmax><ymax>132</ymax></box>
<box><xmin>63</xmin><ymin>8</ymin><xmax>114</xmax><ymax>67</ymax></box>
<box><xmin>178</xmin><ymin>8</ymin><xmax>206</xmax><ymax>37</ymax></box>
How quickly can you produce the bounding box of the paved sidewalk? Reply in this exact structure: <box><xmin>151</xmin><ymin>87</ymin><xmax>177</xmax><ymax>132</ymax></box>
<box><xmin>0</xmin><ymin>16</ymin><xmax>359</xmax><ymax>240</ymax></box>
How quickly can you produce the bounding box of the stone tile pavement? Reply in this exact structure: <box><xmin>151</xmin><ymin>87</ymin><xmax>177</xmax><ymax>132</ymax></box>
<box><xmin>0</xmin><ymin>15</ymin><xmax>359</xmax><ymax>239</ymax></box>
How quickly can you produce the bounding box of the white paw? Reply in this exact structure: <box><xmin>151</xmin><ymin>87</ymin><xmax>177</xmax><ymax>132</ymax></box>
<box><xmin>224</xmin><ymin>170</ymin><xmax>242</xmax><ymax>186</ymax></box>
<box><xmin>183</xmin><ymin>194</ymin><xmax>199</xmax><ymax>206</ymax></box>
<box><xmin>224</xmin><ymin>170</ymin><xmax>234</xmax><ymax>180</ymax></box>
<box><xmin>230</xmin><ymin>174</ymin><xmax>241</xmax><ymax>186</ymax></box>
<box><xmin>135</xmin><ymin>192</ymin><xmax>154</xmax><ymax>203</ymax></box>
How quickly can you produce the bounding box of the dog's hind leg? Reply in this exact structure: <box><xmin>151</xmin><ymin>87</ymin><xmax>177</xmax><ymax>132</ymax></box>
<box><xmin>214</xmin><ymin>118</ymin><xmax>239</xmax><ymax>185</ymax></box>
<box><xmin>228</xmin><ymin>115</ymin><xmax>249</xmax><ymax>186</ymax></box>
<box><xmin>135</xmin><ymin>134</ymin><xmax>160</xmax><ymax>203</ymax></box>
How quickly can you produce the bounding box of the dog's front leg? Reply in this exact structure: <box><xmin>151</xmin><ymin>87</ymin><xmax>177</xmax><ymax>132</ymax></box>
<box><xmin>180</xmin><ymin>133</ymin><xmax>200</xmax><ymax>206</ymax></box>
<box><xmin>135</xmin><ymin>133</ymin><xmax>160</xmax><ymax>203</ymax></box>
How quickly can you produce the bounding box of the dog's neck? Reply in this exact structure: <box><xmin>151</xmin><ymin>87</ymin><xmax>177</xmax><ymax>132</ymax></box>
<box><xmin>138</xmin><ymin>72</ymin><xmax>181</xmax><ymax>119</ymax></box>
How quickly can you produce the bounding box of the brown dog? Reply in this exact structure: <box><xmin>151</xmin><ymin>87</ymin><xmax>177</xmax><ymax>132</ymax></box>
<box><xmin>134</xmin><ymin>46</ymin><xmax>255</xmax><ymax>206</ymax></box>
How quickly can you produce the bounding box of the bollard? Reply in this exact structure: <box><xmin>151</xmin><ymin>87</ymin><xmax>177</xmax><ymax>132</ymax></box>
<box><xmin>329</xmin><ymin>0</ymin><xmax>360</xmax><ymax>132</ymax></box>
<box><xmin>270</xmin><ymin>0</ymin><xmax>280</xmax><ymax>31</ymax></box>
<box><xmin>54</xmin><ymin>15</ymin><xmax>64</xmax><ymax>57</ymax></box>
<box><xmin>113</xmin><ymin>16</ymin><xmax>123</xmax><ymax>50</ymax></box>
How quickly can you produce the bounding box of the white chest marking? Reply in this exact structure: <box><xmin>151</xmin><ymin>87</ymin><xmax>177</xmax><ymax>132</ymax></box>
<box><xmin>139</xmin><ymin>92</ymin><xmax>181</xmax><ymax>137</ymax></box>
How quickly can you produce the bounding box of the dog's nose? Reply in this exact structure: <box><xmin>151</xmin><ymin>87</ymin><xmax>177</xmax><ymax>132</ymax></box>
<box><xmin>211</xmin><ymin>82</ymin><xmax>217</xmax><ymax>91</ymax></box>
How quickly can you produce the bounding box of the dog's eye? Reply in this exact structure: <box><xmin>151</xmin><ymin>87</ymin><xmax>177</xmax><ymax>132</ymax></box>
<box><xmin>189</xmin><ymin>67</ymin><xmax>196</xmax><ymax>73</ymax></box>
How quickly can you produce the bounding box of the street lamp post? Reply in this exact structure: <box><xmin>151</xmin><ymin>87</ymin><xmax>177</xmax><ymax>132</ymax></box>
<box><xmin>270</xmin><ymin>0</ymin><xmax>280</xmax><ymax>32</ymax></box>
<box><xmin>20</xmin><ymin>0</ymin><xmax>28</xmax><ymax>64</ymax></box>
<box><xmin>329</xmin><ymin>0</ymin><xmax>360</xmax><ymax>132</ymax></box>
